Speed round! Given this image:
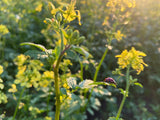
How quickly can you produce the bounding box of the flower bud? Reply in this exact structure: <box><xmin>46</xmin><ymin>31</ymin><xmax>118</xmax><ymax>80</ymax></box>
<box><xmin>72</xmin><ymin>30</ymin><xmax>79</xmax><ymax>39</ymax></box>
<box><xmin>56</xmin><ymin>13</ymin><xmax>62</xmax><ymax>22</ymax></box>
<box><xmin>67</xmin><ymin>29</ymin><xmax>72</xmax><ymax>36</ymax></box>
<box><xmin>77</xmin><ymin>36</ymin><xmax>85</xmax><ymax>43</ymax></box>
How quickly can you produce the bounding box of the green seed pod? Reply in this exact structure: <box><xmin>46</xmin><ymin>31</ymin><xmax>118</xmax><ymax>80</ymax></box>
<box><xmin>72</xmin><ymin>30</ymin><xmax>79</xmax><ymax>39</ymax></box>
<box><xmin>77</xmin><ymin>36</ymin><xmax>85</xmax><ymax>43</ymax></box>
<box><xmin>67</xmin><ymin>29</ymin><xmax>73</xmax><ymax>36</ymax></box>
<box><xmin>57</xmin><ymin>13</ymin><xmax>62</xmax><ymax>22</ymax></box>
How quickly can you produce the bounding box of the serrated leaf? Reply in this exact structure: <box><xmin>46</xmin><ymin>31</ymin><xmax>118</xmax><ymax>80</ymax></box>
<box><xmin>134</xmin><ymin>82</ymin><xmax>143</xmax><ymax>88</ymax></box>
<box><xmin>67</xmin><ymin>77</ymin><xmax>77</xmax><ymax>88</ymax></box>
<box><xmin>66</xmin><ymin>50</ymin><xmax>79</xmax><ymax>61</ymax></box>
<box><xmin>20</xmin><ymin>42</ymin><xmax>47</xmax><ymax>52</ymax></box>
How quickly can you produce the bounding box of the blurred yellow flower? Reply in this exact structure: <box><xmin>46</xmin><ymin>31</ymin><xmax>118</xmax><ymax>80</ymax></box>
<box><xmin>115</xmin><ymin>30</ymin><xmax>125</xmax><ymax>41</ymax></box>
<box><xmin>18</xmin><ymin>102</ymin><xmax>24</xmax><ymax>109</ymax></box>
<box><xmin>0</xmin><ymin>65</ymin><xmax>3</xmax><ymax>74</ymax></box>
<box><xmin>42</xmin><ymin>71</ymin><xmax>54</xmax><ymax>79</ymax></box>
<box><xmin>8</xmin><ymin>84</ymin><xmax>17</xmax><ymax>93</ymax></box>
<box><xmin>35</xmin><ymin>3</ymin><xmax>43</xmax><ymax>12</ymax></box>
<box><xmin>63</xmin><ymin>1</ymin><xmax>81</xmax><ymax>25</ymax></box>
<box><xmin>0</xmin><ymin>24</ymin><xmax>9</xmax><ymax>35</ymax></box>
<box><xmin>116</xmin><ymin>47</ymin><xmax>148</xmax><ymax>74</ymax></box>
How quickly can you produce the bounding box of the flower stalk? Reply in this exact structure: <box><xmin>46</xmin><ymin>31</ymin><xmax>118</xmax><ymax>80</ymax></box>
<box><xmin>116</xmin><ymin>65</ymin><xmax>130</xmax><ymax>120</ymax></box>
<box><xmin>12</xmin><ymin>87</ymin><xmax>25</xmax><ymax>120</ymax></box>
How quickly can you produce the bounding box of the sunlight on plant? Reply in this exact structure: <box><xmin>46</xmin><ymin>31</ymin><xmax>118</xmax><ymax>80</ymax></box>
<box><xmin>116</xmin><ymin>47</ymin><xmax>148</xmax><ymax>74</ymax></box>
<box><xmin>113</xmin><ymin>47</ymin><xmax>148</xmax><ymax>120</ymax></box>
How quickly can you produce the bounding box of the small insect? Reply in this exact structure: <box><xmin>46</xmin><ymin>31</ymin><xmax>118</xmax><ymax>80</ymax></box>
<box><xmin>104</xmin><ymin>77</ymin><xmax>117</xmax><ymax>85</ymax></box>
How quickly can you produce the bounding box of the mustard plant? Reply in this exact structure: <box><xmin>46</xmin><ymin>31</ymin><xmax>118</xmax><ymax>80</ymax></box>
<box><xmin>19</xmin><ymin>1</ymin><xmax>87</xmax><ymax>119</ymax></box>
<box><xmin>108</xmin><ymin>47</ymin><xmax>148</xmax><ymax>120</ymax></box>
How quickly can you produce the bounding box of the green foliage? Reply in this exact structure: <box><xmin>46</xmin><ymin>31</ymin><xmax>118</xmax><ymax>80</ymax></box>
<box><xmin>0</xmin><ymin>0</ymin><xmax>159</xmax><ymax>119</ymax></box>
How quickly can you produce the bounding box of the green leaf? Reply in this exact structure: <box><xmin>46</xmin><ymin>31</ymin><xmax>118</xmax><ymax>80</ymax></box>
<box><xmin>24</xmin><ymin>50</ymin><xmax>47</xmax><ymax>59</ymax></box>
<box><xmin>66</xmin><ymin>50</ymin><xmax>79</xmax><ymax>61</ymax></box>
<box><xmin>87</xmin><ymin>108</ymin><xmax>94</xmax><ymax>115</ymax></box>
<box><xmin>71</xmin><ymin>45</ymin><xmax>92</xmax><ymax>59</ymax></box>
<box><xmin>20</xmin><ymin>42</ymin><xmax>47</xmax><ymax>52</ymax></box>
<box><xmin>67</xmin><ymin>77</ymin><xmax>77</xmax><ymax>88</ymax></box>
<box><xmin>60</xmin><ymin>88</ymin><xmax>67</xmax><ymax>95</ymax></box>
<box><xmin>134</xmin><ymin>82</ymin><xmax>143</xmax><ymax>88</ymax></box>
<box><xmin>78</xmin><ymin>79</ymin><xmax>97</xmax><ymax>89</ymax></box>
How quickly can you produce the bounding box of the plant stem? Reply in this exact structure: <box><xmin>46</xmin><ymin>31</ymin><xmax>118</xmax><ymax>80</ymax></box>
<box><xmin>79</xmin><ymin>60</ymin><xmax>83</xmax><ymax>81</ymax></box>
<box><xmin>54</xmin><ymin>66</ymin><xmax>60</xmax><ymax>120</ymax></box>
<box><xmin>116</xmin><ymin>66</ymin><xmax>130</xmax><ymax>120</ymax></box>
<box><xmin>54</xmin><ymin>45</ymin><xmax>71</xmax><ymax>120</ymax></box>
<box><xmin>93</xmin><ymin>41</ymin><xmax>112</xmax><ymax>82</ymax></box>
<box><xmin>60</xmin><ymin>29</ymin><xmax>64</xmax><ymax>53</ymax></box>
<box><xmin>46</xmin><ymin>85</ymin><xmax>51</xmax><ymax>116</ymax></box>
<box><xmin>12</xmin><ymin>87</ymin><xmax>25</xmax><ymax>120</ymax></box>
<box><xmin>84</xmin><ymin>40</ymin><xmax>112</xmax><ymax>110</ymax></box>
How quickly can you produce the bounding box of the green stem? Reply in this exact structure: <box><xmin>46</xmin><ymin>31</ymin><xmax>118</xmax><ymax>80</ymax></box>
<box><xmin>54</xmin><ymin>45</ymin><xmax>71</xmax><ymax>120</ymax></box>
<box><xmin>12</xmin><ymin>87</ymin><xmax>25</xmax><ymax>120</ymax></box>
<box><xmin>84</xmin><ymin>40</ymin><xmax>112</xmax><ymax>111</ymax></box>
<box><xmin>46</xmin><ymin>85</ymin><xmax>52</xmax><ymax>116</ymax></box>
<box><xmin>79</xmin><ymin>60</ymin><xmax>83</xmax><ymax>81</ymax></box>
<box><xmin>54</xmin><ymin>66</ymin><xmax>60</xmax><ymax>120</ymax></box>
<box><xmin>60</xmin><ymin>29</ymin><xmax>64</xmax><ymax>53</ymax></box>
<box><xmin>116</xmin><ymin>66</ymin><xmax>130</xmax><ymax>120</ymax></box>
<box><xmin>93</xmin><ymin>40</ymin><xmax>112</xmax><ymax>82</ymax></box>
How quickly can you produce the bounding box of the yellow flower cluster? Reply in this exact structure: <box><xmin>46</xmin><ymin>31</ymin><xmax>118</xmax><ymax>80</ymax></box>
<box><xmin>10</xmin><ymin>54</ymin><xmax>54</xmax><ymax>92</ymax></box>
<box><xmin>48</xmin><ymin>1</ymin><xmax>81</xmax><ymax>25</ymax></box>
<box><xmin>0</xmin><ymin>24</ymin><xmax>9</xmax><ymax>35</ymax></box>
<box><xmin>106</xmin><ymin>0</ymin><xmax>136</xmax><ymax>12</ymax></box>
<box><xmin>116</xmin><ymin>47</ymin><xmax>148</xmax><ymax>74</ymax></box>
<box><xmin>39</xmin><ymin>71</ymin><xmax>54</xmax><ymax>88</ymax></box>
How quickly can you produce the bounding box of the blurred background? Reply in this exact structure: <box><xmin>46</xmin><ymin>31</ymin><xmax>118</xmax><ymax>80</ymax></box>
<box><xmin>0</xmin><ymin>0</ymin><xmax>160</xmax><ymax>119</ymax></box>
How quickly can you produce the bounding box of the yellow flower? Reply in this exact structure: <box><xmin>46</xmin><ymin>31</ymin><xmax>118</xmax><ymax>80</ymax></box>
<box><xmin>0</xmin><ymin>24</ymin><xmax>9</xmax><ymax>35</ymax></box>
<box><xmin>18</xmin><ymin>102</ymin><xmax>24</xmax><ymax>109</ymax></box>
<box><xmin>42</xmin><ymin>71</ymin><xmax>54</xmax><ymax>79</ymax></box>
<box><xmin>43</xmin><ymin>20</ymin><xmax>47</xmax><ymax>24</ymax></box>
<box><xmin>116</xmin><ymin>47</ymin><xmax>148</xmax><ymax>74</ymax></box>
<box><xmin>63</xmin><ymin>1</ymin><xmax>81</xmax><ymax>25</ymax></box>
<box><xmin>15</xmin><ymin>54</ymin><xmax>28</xmax><ymax>66</ymax></box>
<box><xmin>115</xmin><ymin>30</ymin><xmax>125</xmax><ymax>41</ymax></box>
<box><xmin>8</xmin><ymin>84</ymin><xmax>17</xmax><ymax>93</ymax></box>
<box><xmin>35</xmin><ymin>3</ymin><xmax>43</xmax><ymax>12</ymax></box>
